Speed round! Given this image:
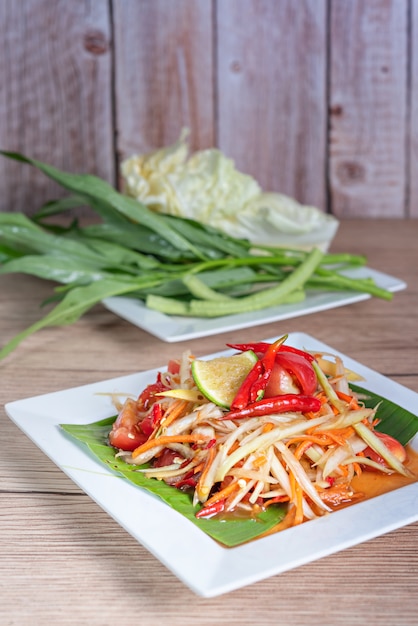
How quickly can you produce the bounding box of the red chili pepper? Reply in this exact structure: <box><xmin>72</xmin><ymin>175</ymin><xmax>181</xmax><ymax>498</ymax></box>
<box><xmin>230</xmin><ymin>360</ymin><xmax>264</xmax><ymax>409</ymax></box>
<box><xmin>140</xmin><ymin>402</ymin><xmax>163</xmax><ymax>436</ymax></box>
<box><xmin>230</xmin><ymin>336</ymin><xmax>288</xmax><ymax>409</ymax></box>
<box><xmin>137</xmin><ymin>373</ymin><xmax>168</xmax><ymax>410</ymax></box>
<box><xmin>248</xmin><ymin>336</ymin><xmax>288</xmax><ymax>403</ymax></box>
<box><xmin>224</xmin><ymin>394</ymin><xmax>321</xmax><ymax>419</ymax></box>
<box><xmin>195</xmin><ymin>499</ymin><xmax>226</xmax><ymax>518</ymax></box>
<box><xmin>152</xmin><ymin>403</ymin><xmax>163</xmax><ymax>425</ymax></box>
<box><xmin>227</xmin><ymin>341</ymin><xmax>271</xmax><ymax>354</ymax></box>
<box><xmin>280</xmin><ymin>345</ymin><xmax>315</xmax><ymax>362</ymax></box>
<box><xmin>227</xmin><ymin>341</ymin><xmax>315</xmax><ymax>363</ymax></box>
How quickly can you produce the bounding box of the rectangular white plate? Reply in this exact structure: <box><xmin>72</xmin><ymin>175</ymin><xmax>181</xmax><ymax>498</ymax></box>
<box><xmin>102</xmin><ymin>267</ymin><xmax>406</xmax><ymax>342</ymax></box>
<box><xmin>5</xmin><ymin>333</ymin><xmax>418</xmax><ymax>598</ymax></box>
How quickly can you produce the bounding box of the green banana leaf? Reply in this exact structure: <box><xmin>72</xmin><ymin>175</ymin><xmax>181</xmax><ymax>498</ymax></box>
<box><xmin>350</xmin><ymin>383</ymin><xmax>418</xmax><ymax>444</ymax></box>
<box><xmin>60</xmin><ymin>385</ymin><xmax>418</xmax><ymax>548</ymax></box>
<box><xmin>60</xmin><ymin>417</ymin><xmax>285</xmax><ymax>547</ymax></box>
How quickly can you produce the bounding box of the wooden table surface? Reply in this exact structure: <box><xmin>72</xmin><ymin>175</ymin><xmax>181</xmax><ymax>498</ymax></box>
<box><xmin>1</xmin><ymin>219</ymin><xmax>417</xmax><ymax>626</ymax></box>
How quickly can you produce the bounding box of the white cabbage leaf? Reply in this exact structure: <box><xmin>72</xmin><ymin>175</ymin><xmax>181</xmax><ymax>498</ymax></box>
<box><xmin>121</xmin><ymin>131</ymin><xmax>338</xmax><ymax>250</ymax></box>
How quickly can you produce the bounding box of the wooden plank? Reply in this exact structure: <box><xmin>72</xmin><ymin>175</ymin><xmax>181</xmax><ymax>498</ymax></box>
<box><xmin>329</xmin><ymin>0</ymin><xmax>408</xmax><ymax>218</ymax></box>
<box><xmin>0</xmin><ymin>0</ymin><xmax>113</xmax><ymax>215</ymax></box>
<box><xmin>409</xmin><ymin>0</ymin><xmax>418</xmax><ymax>217</ymax></box>
<box><xmin>216</xmin><ymin>0</ymin><xmax>327</xmax><ymax>210</ymax></box>
<box><xmin>0</xmin><ymin>492</ymin><xmax>417</xmax><ymax>625</ymax></box>
<box><xmin>113</xmin><ymin>0</ymin><xmax>214</xmax><ymax>172</ymax></box>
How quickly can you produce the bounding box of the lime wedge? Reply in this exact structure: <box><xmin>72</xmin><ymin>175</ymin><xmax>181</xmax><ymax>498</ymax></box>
<box><xmin>191</xmin><ymin>350</ymin><xmax>258</xmax><ymax>409</ymax></box>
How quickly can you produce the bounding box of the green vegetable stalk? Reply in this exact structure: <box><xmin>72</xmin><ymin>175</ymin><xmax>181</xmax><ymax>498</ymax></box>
<box><xmin>0</xmin><ymin>152</ymin><xmax>392</xmax><ymax>360</ymax></box>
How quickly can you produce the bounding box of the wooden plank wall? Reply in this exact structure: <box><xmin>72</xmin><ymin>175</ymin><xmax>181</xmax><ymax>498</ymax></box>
<box><xmin>0</xmin><ymin>0</ymin><xmax>417</xmax><ymax>219</ymax></box>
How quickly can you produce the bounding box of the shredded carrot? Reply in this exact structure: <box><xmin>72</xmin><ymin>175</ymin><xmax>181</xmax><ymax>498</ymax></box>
<box><xmin>203</xmin><ymin>480</ymin><xmax>240</xmax><ymax>508</ymax></box>
<box><xmin>160</xmin><ymin>399</ymin><xmax>191</xmax><ymax>430</ymax></box>
<box><xmin>195</xmin><ymin>445</ymin><xmax>216</xmax><ymax>497</ymax></box>
<box><xmin>263</xmin><ymin>495</ymin><xmax>290</xmax><ymax>507</ymax></box>
<box><xmin>294</xmin><ymin>484</ymin><xmax>304</xmax><ymax>525</ymax></box>
<box><xmin>289</xmin><ymin>472</ymin><xmax>304</xmax><ymax>525</ymax></box>
<box><xmin>252</xmin><ymin>454</ymin><xmax>268</xmax><ymax>468</ymax></box>
<box><xmin>228</xmin><ymin>440</ymin><xmax>240</xmax><ymax>455</ymax></box>
<box><xmin>337</xmin><ymin>464</ymin><xmax>349</xmax><ymax>477</ymax></box>
<box><xmin>262</xmin><ymin>422</ymin><xmax>275</xmax><ymax>433</ymax></box>
<box><xmin>335</xmin><ymin>390</ymin><xmax>353</xmax><ymax>403</ymax></box>
<box><xmin>312</xmin><ymin>426</ymin><xmax>355</xmax><ymax>446</ymax></box>
<box><xmin>306</xmin><ymin>393</ymin><xmax>328</xmax><ymax>418</ymax></box>
<box><xmin>313</xmin><ymin>401</ymin><xmax>338</xmax><ymax>418</ymax></box>
<box><xmin>287</xmin><ymin>434</ymin><xmax>333</xmax><ymax>447</ymax></box>
<box><xmin>302</xmin><ymin>426</ymin><xmax>355</xmax><ymax>446</ymax></box>
<box><xmin>331</xmin><ymin>403</ymin><xmax>340</xmax><ymax>415</ymax></box>
<box><xmin>289</xmin><ymin>472</ymin><xmax>296</xmax><ymax>503</ymax></box>
<box><xmin>353</xmin><ymin>462</ymin><xmax>362</xmax><ymax>476</ymax></box>
<box><xmin>328</xmin><ymin>426</ymin><xmax>355</xmax><ymax>444</ymax></box>
<box><xmin>293</xmin><ymin>440</ymin><xmax>314</xmax><ymax>460</ymax></box>
<box><xmin>132</xmin><ymin>433</ymin><xmax>206</xmax><ymax>459</ymax></box>
<box><xmin>336</xmin><ymin>390</ymin><xmax>360</xmax><ymax>409</ymax></box>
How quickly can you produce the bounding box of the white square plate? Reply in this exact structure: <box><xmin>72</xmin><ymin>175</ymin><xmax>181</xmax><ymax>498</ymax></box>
<box><xmin>5</xmin><ymin>333</ymin><xmax>418</xmax><ymax>598</ymax></box>
<box><xmin>102</xmin><ymin>267</ymin><xmax>406</xmax><ymax>342</ymax></box>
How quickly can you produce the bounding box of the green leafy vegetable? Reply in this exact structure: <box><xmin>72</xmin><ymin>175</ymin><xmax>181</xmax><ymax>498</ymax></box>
<box><xmin>60</xmin><ymin>384</ymin><xmax>418</xmax><ymax>547</ymax></box>
<box><xmin>60</xmin><ymin>417</ymin><xmax>285</xmax><ymax>547</ymax></box>
<box><xmin>0</xmin><ymin>152</ymin><xmax>394</xmax><ymax>360</ymax></box>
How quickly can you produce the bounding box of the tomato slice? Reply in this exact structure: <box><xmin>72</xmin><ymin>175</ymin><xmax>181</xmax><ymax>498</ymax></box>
<box><xmin>167</xmin><ymin>359</ymin><xmax>181</xmax><ymax>375</ymax></box>
<box><xmin>137</xmin><ymin>378</ymin><xmax>167</xmax><ymax>409</ymax></box>
<box><xmin>264</xmin><ymin>364</ymin><xmax>300</xmax><ymax>397</ymax></box>
<box><xmin>109</xmin><ymin>397</ymin><xmax>150</xmax><ymax>451</ymax></box>
<box><xmin>153</xmin><ymin>448</ymin><xmax>181</xmax><ymax>468</ymax></box>
<box><xmin>109</xmin><ymin>426</ymin><xmax>147</xmax><ymax>451</ymax></box>
<box><xmin>363</xmin><ymin>431</ymin><xmax>407</xmax><ymax>469</ymax></box>
<box><xmin>264</xmin><ymin>352</ymin><xmax>317</xmax><ymax>396</ymax></box>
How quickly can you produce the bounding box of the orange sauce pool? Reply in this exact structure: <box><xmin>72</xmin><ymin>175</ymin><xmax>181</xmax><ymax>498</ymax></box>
<box><xmin>256</xmin><ymin>445</ymin><xmax>418</xmax><ymax>540</ymax></box>
<box><xmin>351</xmin><ymin>444</ymin><xmax>418</xmax><ymax>500</ymax></box>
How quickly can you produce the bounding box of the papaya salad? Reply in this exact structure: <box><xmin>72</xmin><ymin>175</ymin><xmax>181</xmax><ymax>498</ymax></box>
<box><xmin>108</xmin><ymin>336</ymin><xmax>414</xmax><ymax>528</ymax></box>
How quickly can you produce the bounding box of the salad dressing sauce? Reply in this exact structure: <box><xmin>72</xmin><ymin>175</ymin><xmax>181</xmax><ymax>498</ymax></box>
<box><xmin>217</xmin><ymin>447</ymin><xmax>418</xmax><ymax>530</ymax></box>
<box><xmin>351</xmin><ymin>444</ymin><xmax>418</xmax><ymax>501</ymax></box>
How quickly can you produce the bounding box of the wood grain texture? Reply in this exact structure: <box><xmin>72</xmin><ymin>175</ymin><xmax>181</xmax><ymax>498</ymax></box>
<box><xmin>0</xmin><ymin>0</ymin><xmax>114</xmax><ymax>214</ymax></box>
<box><xmin>0</xmin><ymin>0</ymin><xmax>417</xmax><ymax>221</ymax></box>
<box><xmin>216</xmin><ymin>0</ymin><xmax>327</xmax><ymax>209</ymax></box>
<box><xmin>0</xmin><ymin>219</ymin><xmax>417</xmax><ymax>624</ymax></box>
<box><xmin>1</xmin><ymin>494</ymin><xmax>417</xmax><ymax>625</ymax></box>
<box><xmin>329</xmin><ymin>0</ymin><xmax>408</xmax><ymax>218</ymax></box>
<box><xmin>113</xmin><ymin>0</ymin><xmax>214</xmax><ymax>170</ymax></box>
<box><xmin>409</xmin><ymin>0</ymin><xmax>418</xmax><ymax>217</ymax></box>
